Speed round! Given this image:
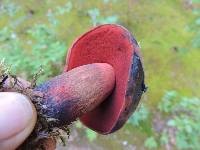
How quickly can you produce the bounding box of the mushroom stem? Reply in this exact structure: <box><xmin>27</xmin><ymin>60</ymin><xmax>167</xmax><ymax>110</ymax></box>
<box><xmin>35</xmin><ymin>63</ymin><xmax>115</xmax><ymax>126</ymax></box>
<box><xmin>1</xmin><ymin>63</ymin><xmax>115</xmax><ymax>149</ymax></box>
<box><xmin>1</xmin><ymin>63</ymin><xmax>116</xmax><ymax>126</ymax></box>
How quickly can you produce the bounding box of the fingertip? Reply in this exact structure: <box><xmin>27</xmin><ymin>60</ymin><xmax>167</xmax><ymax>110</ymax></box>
<box><xmin>0</xmin><ymin>92</ymin><xmax>37</xmax><ymax>150</ymax></box>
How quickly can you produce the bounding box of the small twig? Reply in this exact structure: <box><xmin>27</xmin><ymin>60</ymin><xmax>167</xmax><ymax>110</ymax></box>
<box><xmin>30</xmin><ymin>66</ymin><xmax>44</xmax><ymax>88</ymax></box>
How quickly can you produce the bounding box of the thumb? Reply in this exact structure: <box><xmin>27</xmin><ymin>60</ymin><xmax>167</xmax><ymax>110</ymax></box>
<box><xmin>0</xmin><ymin>92</ymin><xmax>37</xmax><ymax>150</ymax></box>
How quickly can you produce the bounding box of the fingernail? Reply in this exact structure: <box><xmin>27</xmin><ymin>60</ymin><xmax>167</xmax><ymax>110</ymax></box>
<box><xmin>0</xmin><ymin>92</ymin><xmax>35</xmax><ymax>140</ymax></box>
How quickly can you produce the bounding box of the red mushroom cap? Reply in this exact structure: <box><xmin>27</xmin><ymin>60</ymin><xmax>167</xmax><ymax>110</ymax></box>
<box><xmin>64</xmin><ymin>24</ymin><xmax>146</xmax><ymax>134</ymax></box>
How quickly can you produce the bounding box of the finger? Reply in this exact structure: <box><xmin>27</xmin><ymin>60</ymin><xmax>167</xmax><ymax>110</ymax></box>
<box><xmin>0</xmin><ymin>92</ymin><xmax>37</xmax><ymax>150</ymax></box>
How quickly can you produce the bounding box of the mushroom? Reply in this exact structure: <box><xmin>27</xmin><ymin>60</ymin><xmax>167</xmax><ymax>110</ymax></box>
<box><xmin>64</xmin><ymin>24</ymin><xmax>146</xmax><ymax>134</ymax></box>
<box><xmin>2</xmin><ymin>24</ymin><xmax>146</xmax><ymax>149</ymax></box>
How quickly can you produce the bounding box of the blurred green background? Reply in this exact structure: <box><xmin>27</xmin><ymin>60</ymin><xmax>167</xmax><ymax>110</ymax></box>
<box><xmin>0</xmin><ymin>0</ymin><xmax>199</xmax><ymax>149</ymax></box>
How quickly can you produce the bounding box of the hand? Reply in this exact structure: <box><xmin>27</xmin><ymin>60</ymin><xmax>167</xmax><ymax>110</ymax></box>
<box><xmin>0</xmin><ymin>92</ymin><xmax>37</xmax><ymax>150</ymax></box>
